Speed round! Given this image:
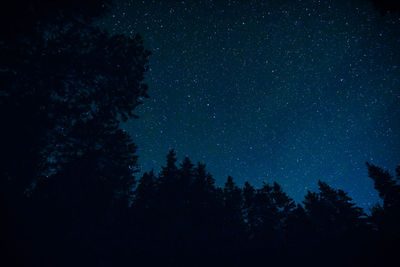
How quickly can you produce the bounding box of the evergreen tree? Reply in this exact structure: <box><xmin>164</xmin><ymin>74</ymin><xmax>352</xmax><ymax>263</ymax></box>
<box><xmin>249</xmin><ymin>183</ymin><xmax>282</xmax><ymax>248</ymax></box>
<box><xmin>179</xmin><ymin>156</ymin><xmax>195</xmax><ymax>210</ymax></box>
<box><xmin>191</xmin><ymin>163</ymin><xmax>222</xmax><ymax>254</ymax></box>
<box><xmin>367</xmin><ymin>163</ymin><xmax>400</xmax><ymax>238</ymax></box>
<box><xmin>367</xmin><ymin>163</ymin><xmax>400</xmax><ymax>209</ymax></box>
<box><xmin>159</xmin><ymin>149</ymin><xmax>179</xmax><ymax>185</ymax></box>
<box><xmin>302</xmin><ymin>181</ymin><xmax>366</xmax><ymax>266</ymax></box>
<box><xmin>243</xmin><ymin>181</ymin><xmax>256</xmax><ymax>232</ymax></box>
<box><xmin>131</xmin><ymin>170</ymin><xmax>158</xmax><ymax>257</ymax></box>
<box><xmin>221</xmin><ymin>176</ymin><xmax>245</xmax><ymax>251</ymax></box>
<box><xmin>304</xmin><ymin>181</ymin><xmax>365</xmax><ymax>237</ymax></box>
<box><xmin>134</xmin><ymin>169</ymin><xmax>157</xmax><ymax>213</ymax></box>
<box><xmin>190</xmin><ymin>162</ymin><xmax>218</xmax><ymax>222</ymax></box>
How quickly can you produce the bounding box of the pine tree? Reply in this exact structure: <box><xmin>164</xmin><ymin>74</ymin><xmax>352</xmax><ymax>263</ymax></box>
<box><xmin>367</xmin><ymin>163</ymin><xmax>400</xmax><ymax>239</ymax></box>
<box><xmin>159</xmin><ymin>149</ymin><xmax>179</xmax><ymax>184</ymax></box>
<box><xmin>134</xmin><ymin>170</ymin><xmax>157</xmax><ymax>212</ymax></box>
<box><xmin>367</xmin><ymin>163</ymin><xmax>400</xmax><ymax>209</ymax></box>
<box><xmin>304</xmin><ymin>181</ymin><xmax>365</xmax><ymax>237</ymax></box>
<box><xmin>222</xmin><ymin>176</ymin><xmax>245</xmax><ymax>251</ymax></box>
<box><xmin>243</xmin><ymin>181</ymin><xmax>255</xmax><ymax>232</ymax></box>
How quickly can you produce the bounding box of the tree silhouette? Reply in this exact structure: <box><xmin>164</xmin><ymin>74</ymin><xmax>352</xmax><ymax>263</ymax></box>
<box><xmin>243</xmin><ymin>181</ymin><xmax>256</xmax><ymax>234</ymax></box>
<box><xmin>134</xmin><ymin>170</ymin><xmax>157</xmax><ymax>212</ymax></box>
<box><xmin>0</xmin><ymin>25</ymin><xmax>149</xmax><ymax>192</ymax></box>
<box><xmin>2</xmin><ymin>2</ymin><xmax>400</xmax><ymax>267</ymax></box>
<box><xmin>362</xmin><ymin>164</ymin><xmax>400</xmax><ymax>267</ymax></box>
<box><xmin>302</xmin><ymin>181</ymin><xmax>367</xmax><ymax>266</ymax></box>
<box><xmin>243</xmin><ymin>181</ymin><xmax>295</xmax><ymax>261</ymax></box>
<box><xmin>0</xmin><ymin>1</ymin><xmax>149</xmax><ymax>266</ymax></box>
<box><xmin>367</xmin><ymin>163</ymin><xmax>400</xmax><ymax>237</ymax></box>
<box><xmin>189</xmin><ymin>162</ymin><xmax>220</xmax><ymax>249</ymax></box>
<box><xmin>221</xmin><ymin>176</ymin><xmax>245</xmax><ymax>253</ymax></box>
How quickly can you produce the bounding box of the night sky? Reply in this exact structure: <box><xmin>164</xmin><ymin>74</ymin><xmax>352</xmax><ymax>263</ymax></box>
<box><xmin>106</xmin><ymin>0</ymin><xmax>400</xmax><ymax>210</ymax></box>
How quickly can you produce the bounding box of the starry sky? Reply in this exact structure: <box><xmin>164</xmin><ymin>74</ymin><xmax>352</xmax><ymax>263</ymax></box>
<box><xmin>106</xmin><ymin>0</ymin><xmax>400</xmax><ymax>210</ymax></box>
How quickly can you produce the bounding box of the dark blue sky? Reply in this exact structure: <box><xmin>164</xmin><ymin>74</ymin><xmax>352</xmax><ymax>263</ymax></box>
<box><xmin>107</xmin><ymin>0</ymin><xmax>400</xmax><ymax>210</ymax></box>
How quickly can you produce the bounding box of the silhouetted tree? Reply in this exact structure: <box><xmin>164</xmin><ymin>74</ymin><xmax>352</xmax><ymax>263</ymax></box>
<box><xmin>3</xmin><ymin>2</ymin><xmax>399</xmax><ymax>267</ymax></box>
<box><xmin>221</xmin><ymin>176</ymin><xmax>245</xmax><ymax>252</ymax></box>
<box><xmin>129</xmin><ymin>170</ymin><xmax>158</xmax><ymax>256</ymax></box>
<box><xmin>243</xmin><ymin>181</ymin><xmax>255</xmax><ymax>233</ymax></box>
<box><xmin>0</xmin><ymin>1</ymin><xmax>149</xmax><ymax>266</ymax></box>
<box><xmin>0</xmin><ymin>26</ymin><xmax>149</xmax><ymax>191</ymax></box>
<box><xmin>285</xmin><ymin>204</ymin><xmax>309</xmax><ymax>244</ymax></box>
<box><xmin>305</xmin><ymin>181</ymin><xmax>365</xmax><ymax>231</ymax></box>
<box><xmin>158</xmin><ymin>150</ymin><xmax>179</xmax><ymax>185</ymax></box>
<box><xmin>134</xmin><ymin>170</ymin><xmax>157</xmax><ymax>211</ymax></box>
<box><xmin>248</xmin><ymin>183</ymin><xmax>290</xmax><ymax>249</ymax></box>
<box><xmin>367</xmin><ymin>163</ymin><xmax>400</xmax><ymax>237</ymax></box>
<box><xmin>302</xmin><ymin>181</ymin><xmax>367</xmax><ymax>266</ymax></box>
<box><xmin>189</xmin><ymin>162</ymin><xmax>220</xmax><ymax>247</ymax></box>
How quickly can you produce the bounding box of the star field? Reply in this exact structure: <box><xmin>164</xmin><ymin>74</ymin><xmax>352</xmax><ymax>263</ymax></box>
<box><xmin>107</xmin><ymin>0</ymin><xmax>400</xmax><ymax>210</ymax></box>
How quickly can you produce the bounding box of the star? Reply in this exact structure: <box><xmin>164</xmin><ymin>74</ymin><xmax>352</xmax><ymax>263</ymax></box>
<box><xmin>112</xmin><ymin>0</ymin><xmax>400</xmax><ymax>210</ymax></box>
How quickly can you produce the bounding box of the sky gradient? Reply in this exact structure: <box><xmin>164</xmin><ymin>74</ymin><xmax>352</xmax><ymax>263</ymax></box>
<box><xmin>106</xmin><ymin>0</ymin><xmax>400</xmax><ymax>210</ymax></box>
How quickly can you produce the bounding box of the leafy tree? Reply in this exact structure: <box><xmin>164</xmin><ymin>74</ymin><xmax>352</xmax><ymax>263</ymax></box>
<box><xmin>0</xmin><ymin>0</ymin><xmax>150</xmax><ymax>210</ymax></box>
<box><xmin>0</xmin><ymin>1</ymin><xmax>150</xmax><ymax>265</ymax></box>
<box><xmin>0</xmin><ymin>25</ymin><xmax>149</xmax><ymax>191</ymax></box>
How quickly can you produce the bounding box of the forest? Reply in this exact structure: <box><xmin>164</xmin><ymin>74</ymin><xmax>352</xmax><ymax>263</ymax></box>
<box><xmin>1</xmin><ymin>0</ymin><xmax>399</xmax><ymax>266</ymax></box>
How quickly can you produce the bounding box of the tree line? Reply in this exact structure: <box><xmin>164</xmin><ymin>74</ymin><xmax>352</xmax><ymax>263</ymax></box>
<box><xmin>1</xmin><ymin>0</ymin><xmax>399</xmax><ymax>266</ymax></box>
<box><xmin>2</xmin><ymin>147</ymin><xmax>400</xmax><ymax>266</ymax></box>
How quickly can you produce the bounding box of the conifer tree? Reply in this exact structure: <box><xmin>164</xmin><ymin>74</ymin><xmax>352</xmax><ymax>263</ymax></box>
<box><xmin>222</xmin><ymin>176</ymin><xmax>245</xmax><ymax>250</ymax></box>
<box><xmin>367</xmin><ymin>163</ymin><xmax>400</xmax><ymax>239</ymax></box>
